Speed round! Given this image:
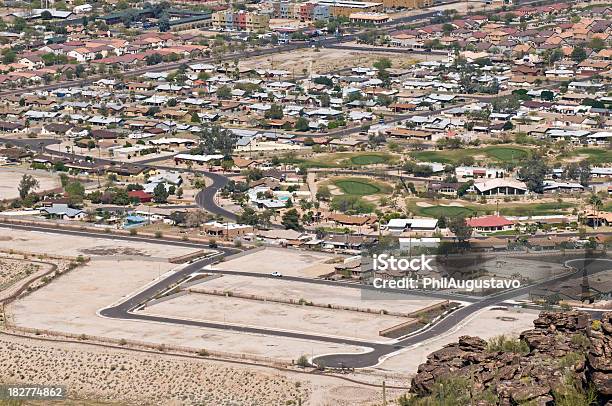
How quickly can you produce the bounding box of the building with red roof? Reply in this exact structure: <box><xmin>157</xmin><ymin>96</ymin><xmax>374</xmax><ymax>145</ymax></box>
<box><xmin>128</xmin><ymin>190</ymin><xmax>152</xmax><ymax>203</ymax></box>
<box><xmin>467</xmin><ymin>215</ymin><xmax>514</xmax><ymax>233</ymax></box>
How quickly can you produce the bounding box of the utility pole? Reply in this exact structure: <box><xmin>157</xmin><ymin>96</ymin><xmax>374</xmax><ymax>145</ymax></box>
<box><xmin>382</xmin><ymin>380</ymin><xmax>387</xmax><ymax>406</ymax></box>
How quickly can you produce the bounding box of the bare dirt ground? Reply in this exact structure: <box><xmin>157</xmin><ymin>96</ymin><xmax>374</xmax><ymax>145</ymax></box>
<box><xmin>214</xmin><ymin>247</ymin><xmax>339</xmax><ymax>277</ymax></box>
<box><xmin>193</xmin><ymin>274</ymin><xmax>444</xmax><ymax>315</ymax></box>
<box><xmin>239</xmin><ymin>47</ymin><xmax>423</xmax><ymax>74</ymax></box>
<box><xmin>0</xmin><ymin>167</ymin><xmax>60</xmax><ymax>200</ymax></box>
<box><xmin>0</xmin><ymin>331</ymin><xmax>409</xmax><ymax>406</ymax></box>
<box><xmin>0</xmin><ymin>257</ymin><xmax>40</xmax><ymax>289</ymax></box>
<box><xmin>0</xmin><ymin>333</ymin><xmax>309</xmax><ymax>405</ymax></box>
<box><xmin>8</xmin><ymin>256</ymin><xmax>364</xmax><ymax>360</ymax></box>
<box><xmin>0</xmin><ymin>227</ymin><xmax>195</xmax><ymax>259</ymax></box>
<box><xmin>376</xmin><ymin>307</ymin><xmax>539</xmax><ymax>374</ymax></box>
<box><xmin>141</xmin><ymin>292</ymin><xmax>406</xmax><ymax>342</ymax></box>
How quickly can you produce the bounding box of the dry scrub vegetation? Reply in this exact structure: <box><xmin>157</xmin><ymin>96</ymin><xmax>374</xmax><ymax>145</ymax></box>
<box><xmin>0</xmin><ymin>335</ymin><xmax>309</xmax><ymax>405</ymax></box>
<box><xmin>0</xmin><ymin>259</ymin><xmax>40</xmax><ymax>289</ymax></box>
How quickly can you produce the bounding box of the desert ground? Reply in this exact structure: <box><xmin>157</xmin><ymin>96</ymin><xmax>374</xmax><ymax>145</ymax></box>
<box><xmin>0</xmin><ymin>167</ymin><xmax>61</xmax><ymax>200</ymax></box>
<box><xmin>0</xmin><ymin>257</ymin><xmax>40</xmax><ymax>289</ymax></box>
<box><xmin>239</xmin><ymin>47</ymin><xmax>425</xmax><ymax>74</ymax></box>
<box><xmin>214</xmin><ymin>247</ymin><xmax>339</xmax><ymax>277</ymax></box>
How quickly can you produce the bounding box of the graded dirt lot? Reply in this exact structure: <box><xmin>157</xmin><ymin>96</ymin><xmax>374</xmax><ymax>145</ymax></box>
<box><xmin>193</xmin><ymin>274</ymin><xmax>445</xmax><ymax>315</ymax></box>
<box><xmin>6</xmin><ymin>236</ymin><xmax>365</xmax><ymax>360</ymax></box>
<box><xmin>376</xmin><ymin>307</ymin><xmax>539</xmax><ymax>374</ymax></box>
<box><xmin>0</xmin><ymin>227</ymin><xmax>196</xmax><ymax>259</ymax></box>
<box><xmin>141</xmin><ymin>292</ymin><xmax>406</xmax><ymax>342</ymax></box>
<box><xmin>0</xmin><ymin>167</ymin><xmax>60</xmax><ymax>200</ymax></box>
<box><xmin>215</xmin><ymin>247</ymin><xmax>339</xmax><ymax>277</ymax></box>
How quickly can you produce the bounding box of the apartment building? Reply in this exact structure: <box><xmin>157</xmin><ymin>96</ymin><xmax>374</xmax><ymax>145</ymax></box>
<box><xmin>212</xmin><ymin>10</ymin><xmax>270</xmax><ymax>31</ymax></box>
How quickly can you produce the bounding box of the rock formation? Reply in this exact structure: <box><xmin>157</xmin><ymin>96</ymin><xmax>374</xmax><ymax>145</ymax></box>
<box><xmin>409</xmin><ymin>311</ymin><xmax>611</xmax><ymax>405</ymax></box>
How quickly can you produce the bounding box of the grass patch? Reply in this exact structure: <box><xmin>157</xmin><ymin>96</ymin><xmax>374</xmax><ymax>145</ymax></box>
<box><xmin>407</xmin><ymin>200</ymin><xmax>575</xmax><ymax>218</ymax></box>
<box><xmin>484</xmin><ymin>146</ymin><xmax>528</xmax><ymax>162</ymax></box>
<box><xmin>349</xmin><ymin>154</ymin><xmax>387</xmax><ymax>165</ymax></box>
<box><xmin>419</xmin><ymin>205</ymin><xmax>475</xmax><ymax>218</ymax></box>
<box><xmin>499</xmin><ymin>202</ymin><xmax>574</xmax><ymax>216</ymax></box>
<box><xmin>334</xmin><ymin>179</ymin><xmax>381</xmax><ymax>195</ymax></box>
<box><xmin>410</xmin><ymin>146</ymin><xmax>530</xmax><ymax>165</ymax></box>
<box><xmin>280</xmin><ymin>152</ymin><xmax>396</xmax><ymax>169</ymax></box>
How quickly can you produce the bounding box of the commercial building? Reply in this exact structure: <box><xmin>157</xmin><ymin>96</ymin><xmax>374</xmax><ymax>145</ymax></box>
<box><xmin>212</xmin><ymin>10</ymin><xmax>270</xmax><ymax>31</ymax></box>
<box><xmin>381</xmin><ymin>0</ymin><xmax>433</xmax><ymax>8</ymax></box>
<box><xmin>349</xmin><ymin>12</ymin><xmax>389</xmax><ymax>24</ymax></box>
<box><xmin>315</xmin><ymin>0</ymin><xmax>383</xmax><ymax>17</ymax></box>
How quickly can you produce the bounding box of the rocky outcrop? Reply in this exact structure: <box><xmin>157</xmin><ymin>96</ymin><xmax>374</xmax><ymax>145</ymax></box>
<box><xmin>409</xmin><ymin>311</ymin><xmax>612</xmax><ymax>405</ymax></box>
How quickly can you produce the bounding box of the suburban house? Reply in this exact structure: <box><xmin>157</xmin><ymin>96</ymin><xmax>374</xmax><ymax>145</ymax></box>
<box><xmin>467</xmin><ymin>215</ymin><xmax>515</xmax><ymax>233</ymax></box>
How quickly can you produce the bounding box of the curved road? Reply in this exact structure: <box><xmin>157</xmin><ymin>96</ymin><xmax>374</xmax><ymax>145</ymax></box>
<box><xmin>1</xmin><ymin>221</ymin><xmax>609</xmax><ymax>369</ymax></box>
<box><xmin>8</xmin><ymin>138</ymin><xmax>236</xmax><ymax>220</ymax></box>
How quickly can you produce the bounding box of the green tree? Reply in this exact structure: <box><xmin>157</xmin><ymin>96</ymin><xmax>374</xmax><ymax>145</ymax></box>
<box><xmin>18</xmin><ymin>174</ymin><xmax>39</xmax><ymax>199</ymax></box>
<box><xmin>448</xmin><ymin>216</ymin><xmax>472</xmax><ymax>242</ymax></box>
<box><xmin>281</xmin><ymin>208</ymin><xmax>302</xmax><ymax>230</ymax></box>
<box><xmin>238</xmin><ymin>207</ymin><xmax>260</xmax><ymax>226</ymax></box>
<box><xmin>295</xmin><ymin>117</ymin><xmax>309</xmax><ymax>131</ymax></box>
<box><xmin>65</xmin><ymin>181</ymin><xmax>85</xmax><ymax>205</ymax></box>
<box><xmin>265</xmin><ymin>104</ymin><xmax>284</xmax><ymax>120</ymax></box>
<box><xmin>571</xmin><ymin>46</ymin><xmax>587</xmax><ymax>62</ymax></box>
<box><xmin>153</xmin><ymin>183</ymin><xmax>169</xmax><ymax>203</ymax></box>
<box><xmin>197</xmin><ymin>125</ymin><xmax>237</xmax><ymax>157</ymax></box>
<box><xmin>158</xmin><ymin>13</ymin><xmax>170</xmax><ymax>32</ymax></box>
<box><xmin>216</xmin><ymin>85</ymin><xmax>232</xmax><ymax>100</ymax></box>
<box><xmin>315</xmin><ymin>185</ymin><xmax>331</xmax><ymax>201</ymax></box>
<box><xmin>517</xmin><ymin>155</ymin><xmax>548</xmax><ymax>192</ymax></box>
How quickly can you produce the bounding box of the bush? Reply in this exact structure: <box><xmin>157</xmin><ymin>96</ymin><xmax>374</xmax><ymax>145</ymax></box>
<box><xmin>296</xmin><ymin>354</ymin><xmax>310</xmax><ymax>368</ymax></box>
<box><xmin>197</xmin><ymin>349</ymin><xmax>210</xmax><ymax>357</ymax></box>
<box><xmin>129</xmin><ymin>228</ymin><xmax>137</xmax><ymax>236</ymax></box>
<box><xmin>154</xmin><ymin>231</ymin><xmax>163</xmax><ymax>238</ymax></box>
<box><xmin>486</xmin><ymin>335</ymin><xmax>530</xmax><ymax>354</ymax></box>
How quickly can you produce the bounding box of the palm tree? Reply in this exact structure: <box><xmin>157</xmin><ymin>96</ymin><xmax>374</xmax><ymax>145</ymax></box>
<box><xmin>589</xmin><ymin>194</ymin><xmax>603</xmax><ymax>228</ymax></box>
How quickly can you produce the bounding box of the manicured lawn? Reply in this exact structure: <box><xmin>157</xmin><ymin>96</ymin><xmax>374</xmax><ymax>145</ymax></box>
<box><xmin>499</xmin><ymin>202</ymin><xmax>574</xmax><ymax>216</ymax></box>
<box><xmin>407</xmin><ymin>200</ymin><xmax>575</xmax><ymax>218</ymax></box>
<box><xmin>419</xmin><ymin>205</ymin><xmax>475</xmax><ymax>218</ymax></box>
<box><xmin>350</xmin><ymin>154</ymin><xmax>387</xmax><ymax>165</ymax></box>
<box><xmin>410</xmin><ymin>146</ymin><xmax>530</xmax><ymax>165</ymax></box>
<box><xmin>484</xmin><ymin>147</ymin><xmax>528</xmax><ymax>162</ymax></box>
<box><xmin>333</xmin><ymin>179</ymin><xmax>382</xmax><ymax>195</ymax></box>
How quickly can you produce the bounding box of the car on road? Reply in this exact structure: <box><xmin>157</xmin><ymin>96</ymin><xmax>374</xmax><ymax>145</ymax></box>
<box><xmin>271</xmin><ymin>272</ymin><xmax>282</xmax><ymax>277</ymax></box>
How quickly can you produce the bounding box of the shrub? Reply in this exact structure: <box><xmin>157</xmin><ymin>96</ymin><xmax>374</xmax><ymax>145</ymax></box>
<box><xmin>296</xmin><ymin>354</ymin><xmax>310</xmax><ymax>368</ymax></box>
<box><xmin>486</xmin><ymin>335</ymin><xmax>530</xmax><ymax>355</ymax></box>
<box><xmin>154</xmin><ymin>231</ymin><xmax>163</xmax><ymax>238</ymax></box>
<box><xmin>129</xmin><ymin>228</ymin><xmax>137</xmax><ymax>236</ymax></box>
<box><xmin>197</xmin><ymin>349</ymin><xmax>209</xmax><ymax>357</ymax></box>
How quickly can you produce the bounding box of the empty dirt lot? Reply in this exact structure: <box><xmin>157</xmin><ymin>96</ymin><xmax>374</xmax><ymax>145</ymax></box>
<box><xmin>214</xmin><ymin>247</ymin><xmax>339</xmax><ymax>277</ymax></box>
<box><xmin>140</xmin><ymin>292</ymin><xmax>406</xmax><ymax>342</ymax></box>
<box><xmin>0</xmin><ymin>227</ymin><xmax>196</xmax><ymax>259</ymax></box>
<box><xmin>6</xmin><ymin>235</ymin><xmax>365</xmax><ymax>361</ymax></box>
<box><xmin>192</xmin><ymin>274</ymin><xmax>445</xmax><ymax>315</ymax></box>
<box><xmin>0</xmin><ymin>167</ymin><xmax>60</xmax><ymax>200</ymax></box>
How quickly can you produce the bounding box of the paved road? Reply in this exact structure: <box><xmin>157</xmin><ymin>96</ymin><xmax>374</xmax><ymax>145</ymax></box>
<box><xmin>2</xmin><ymin>220</ymin><xmax>608</xmax><ymax>367</ymax></box>
<box><xmin>8</xmin><ymin>137</ymin><xmax>237</xmax><ymax>219</ymax></box>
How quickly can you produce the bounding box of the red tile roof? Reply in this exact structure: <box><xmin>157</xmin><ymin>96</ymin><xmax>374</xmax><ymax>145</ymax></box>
<box><xmin>467</xmin><ymin>215</ymin><xmax>513</xmax><ymax>228</ymax></box>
